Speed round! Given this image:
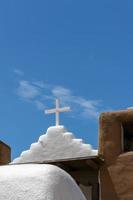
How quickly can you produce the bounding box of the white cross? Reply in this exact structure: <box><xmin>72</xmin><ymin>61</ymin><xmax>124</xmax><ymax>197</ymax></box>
<box><xmin>45</xmin><ymin>99</ymin><xmax>71</xmax><ymax>126</ymax></box>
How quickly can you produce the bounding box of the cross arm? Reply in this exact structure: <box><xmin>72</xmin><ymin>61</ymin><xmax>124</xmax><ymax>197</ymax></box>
<box><xmin>45</xmin><ymin>108</ymin><xmax>57</xmax><ymax>114</ymax></box>
<box><xmin>58</xmin><ymin>107</ymin><xmax>71</xmax><ymax>112</ymax></box>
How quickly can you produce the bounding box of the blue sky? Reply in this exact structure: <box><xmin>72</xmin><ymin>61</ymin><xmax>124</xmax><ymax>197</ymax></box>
<box><xmin>0</xmin><ymin>0</ymin><xmax>133</xmax><ymax>160</ymax></box>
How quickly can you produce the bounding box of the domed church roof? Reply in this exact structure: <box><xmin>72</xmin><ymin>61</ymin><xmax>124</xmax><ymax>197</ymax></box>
<box><xmin>0</xmin><ymin>164</ymin><xmax>86</xmax><ymax>200</ymax></box>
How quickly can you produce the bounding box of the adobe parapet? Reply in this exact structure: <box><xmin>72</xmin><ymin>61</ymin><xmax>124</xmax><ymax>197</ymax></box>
<box><xmin>0</xmin><ymin>140</ymin><xmax>11</xmax><ymax>165</ymax></box>
<box><xmin>99</xmin><ymin>109</ymin><xmax>133</xmax><ymax>200</ymax></box>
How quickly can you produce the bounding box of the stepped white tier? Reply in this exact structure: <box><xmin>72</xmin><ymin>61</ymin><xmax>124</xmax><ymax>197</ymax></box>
<box><xmin>13</xmin><ymin>126</ymin><xmax>97</xmax><ymax>163</ymax></box>
<box><xmin>0</xmin><ymin>164</ymin><xmax>86</xmax><ymax>200</ymax></box>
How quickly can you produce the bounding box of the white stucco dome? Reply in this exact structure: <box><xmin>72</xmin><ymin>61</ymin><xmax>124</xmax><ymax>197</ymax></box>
<box><xmin>0</xmin><ymin>164</ymin><xmax>86</xmax><ymax>200</ymax></box>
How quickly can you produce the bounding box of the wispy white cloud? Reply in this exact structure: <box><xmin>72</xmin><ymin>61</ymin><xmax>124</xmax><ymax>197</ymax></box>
<box><xmin>16</xmin><ymin>79</ymin><xmax>104</xmax><ymax>119</ymax></box>
<box><xmin>14</xmin><ymin>69</ymin><xmax>24</xmax><ymax>76</ymax></box>
<box><xmin>34</xmin><ymin>100</ymin><xmax>46</xmax><ymax>110</ymax></box>
<box><xmin>17</xmin><ymin>80</ymin><xmax>41</xmax><ymax>99</ymax></box>
<box><xmin>32</xmin><ymin>81</ymin><xmax>50</xmax><ymax>89</ymax></box>
<box><xmin>16</xmin><ymin>80</ymin><xmax>48</xmax><ymax>111</ymax></box>
<box><xmin>52</xmin><ymin>86</ymin><xmax>100</xmax><ymax>119</ymax></box>
<box><xmin>52</xmin><ymin>86</ymin><xmax>72</xmax><ymax>97</ymax></box>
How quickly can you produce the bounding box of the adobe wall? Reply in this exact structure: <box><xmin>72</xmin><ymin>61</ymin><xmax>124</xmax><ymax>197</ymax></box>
<box><xmin>0</xmin><ymin>141</ymin><xmax>11</xmax><ymax>165</ymax></box>
<box><xmin>99</xmin><ymin>110</ymin><xmax>133</xmax><ymax>200</ymax></box>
